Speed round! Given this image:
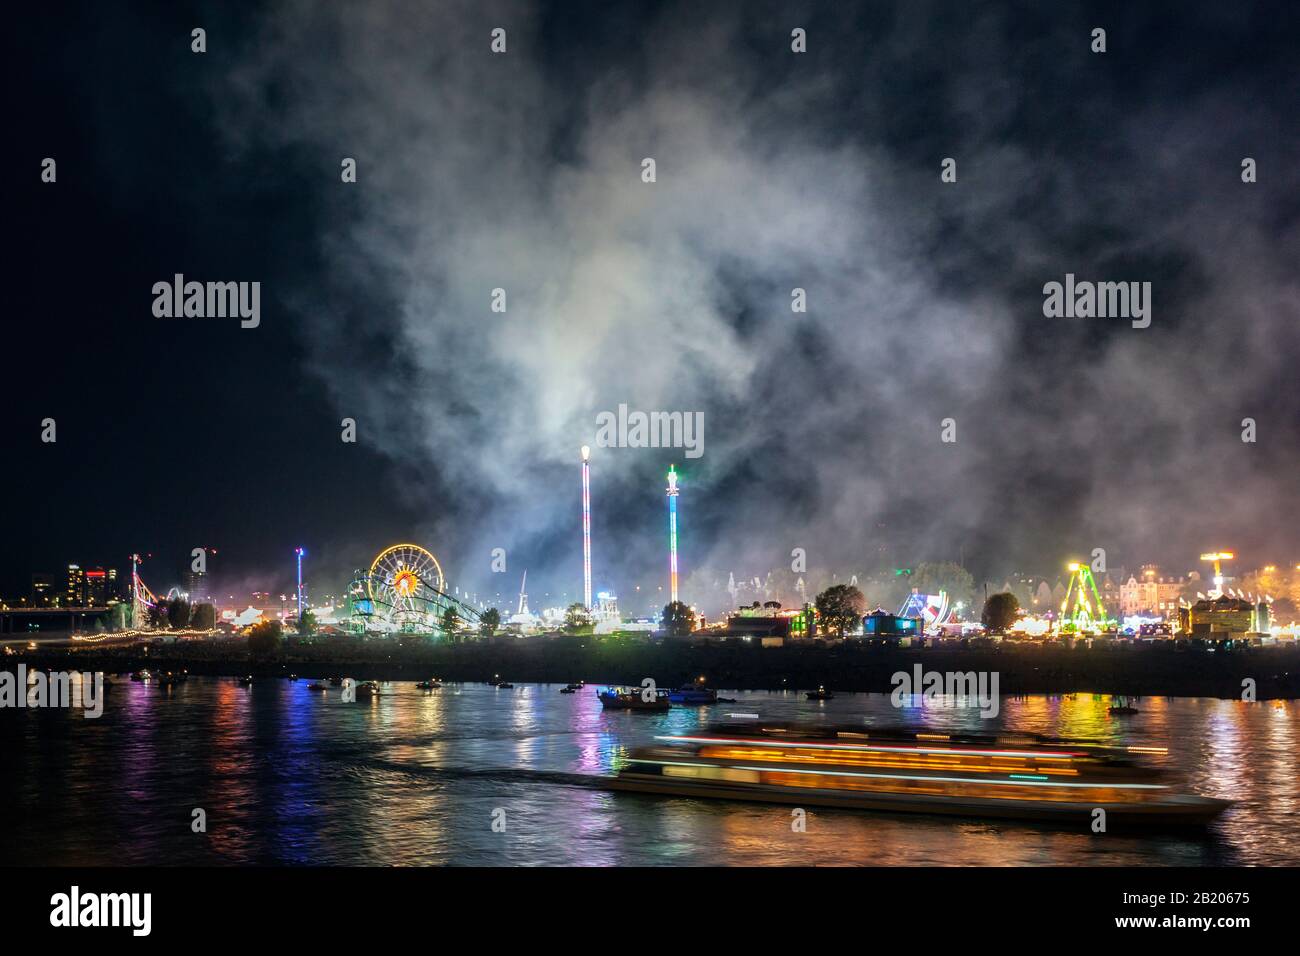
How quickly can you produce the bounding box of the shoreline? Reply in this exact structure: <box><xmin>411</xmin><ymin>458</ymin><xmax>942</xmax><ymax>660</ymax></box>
<box><xmin>9</xmin><ymin>637</ymin><xmax>1300</xmax><ymax>700</ymax></box>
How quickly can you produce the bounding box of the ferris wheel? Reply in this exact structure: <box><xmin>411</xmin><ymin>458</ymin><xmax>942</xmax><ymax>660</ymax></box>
<box><xmin>368</xmin><ymin>544</ymin><xmax>445</xmax><ymax>628</ymax></box>
<box><xmin>344</xmin><ymin>542</ymin><xmax>479</xmax><ymax>634</ymax></box>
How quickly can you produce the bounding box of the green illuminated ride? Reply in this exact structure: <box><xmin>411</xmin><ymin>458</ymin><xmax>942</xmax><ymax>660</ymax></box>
<box><xmin>1059</xmin><ymin>562</ymin><xmax>1111</xmax><ymax>633</ymax></box>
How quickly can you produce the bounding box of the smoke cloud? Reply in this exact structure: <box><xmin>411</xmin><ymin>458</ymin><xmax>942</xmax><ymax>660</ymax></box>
<box><xmin>213</xmin><ymin>1</ymin><xmax>1300</xmax><ymax>613</ymax></box>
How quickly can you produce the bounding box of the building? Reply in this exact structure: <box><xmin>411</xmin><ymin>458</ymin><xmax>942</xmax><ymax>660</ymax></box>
<box><xmin>1098</xmin><ymin>572</ymin><xmax>1121</xmax><ymax>611</ymax></box>
<box><xmin>862</xmin><ymin>608</ymin><xmax>921</xmax><ymax>640</ymax></box>
<box><xmin>1180</xmin><ymin>596</ymin><xmax>1254</xmax><ymax>637</ymax></box>
<box><xmin>185</xmin><ymin>569</ymin><xmax>207</xmax><ymax>602</ymax></box>
<box><xmin>715</xmin><ymin>602</ymin><xmax>814</xmax><ymax>641</ymax></box>
<box><xmin>593</xmin><ymin>591</ymin><xmax>619</xmax><ymax>622</ymax></box>
<box><xmin>726</xmin><ymin>602</ymin><xmax>815</xmax><ymax>637</ymax></box>
<box><xmin>65</xmin><ymin>564</ymin><xmax>85</xmax><ymax>607</ymax></box>
<box><xmin>1120</xmin><ymin>566</ymin><xmax>1188</xmax><ymax>618</ymax></box>
<box><xmin>30</xmin><ymin>573</ymin><xmax>56</xmax><ymax>607</ymax></box>
<box><xmin>84</xmin><ymin>568</ymin><xmax>109</xmax><ymax>606</ymax></box>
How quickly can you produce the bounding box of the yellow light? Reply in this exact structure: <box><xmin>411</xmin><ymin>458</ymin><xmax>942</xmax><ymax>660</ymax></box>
<box><xmin>1067</xmin><ymin>562</ymin><xmax>1080</xmax><ymax>571</ymax></box>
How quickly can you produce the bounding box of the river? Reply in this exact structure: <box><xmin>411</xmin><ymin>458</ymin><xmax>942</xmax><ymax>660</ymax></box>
<box><xmin>2</xmin><ymin>678</ymin><xmax>1296</xmax><ymax>865</ymax></box>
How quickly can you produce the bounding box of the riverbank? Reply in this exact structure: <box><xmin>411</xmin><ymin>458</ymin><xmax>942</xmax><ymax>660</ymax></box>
<box><xmin>11</xmin><ymin>636</ymin><xmax>1300</xmax><ymax>699</ymax></box>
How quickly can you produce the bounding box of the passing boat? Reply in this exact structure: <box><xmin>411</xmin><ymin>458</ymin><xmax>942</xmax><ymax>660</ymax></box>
<box><xmin>1109</xmin><ymin>695</ymin><xmax>1140</xmax><ymax>715</ymax></box>
<box><xmin>158</xmin><ymin>670</ymin><xmax>188</xmax><ymax>686</ymax></box>
<box><xmin>560</xmin><ymin>681</ymin><xmax>585</xmax><ymax>694</ymax></box>
<box><xmin>238</xmin><ymin>675</ymin><xmax>254</xmax><ymax>687</ymax></box>
<box><xmin>307</xmin><ymin>682</ymin><xmax>330</xmax><ymax>691</ymax></box>
<box><xmin>415</xmin><ymin>679</ymin><xmax>443</xmax><ymax>690</ymax></box>
<box><xmin>355</xmin><ymin>680</ymin><xmax>381</xmax><ymax>696</ymax></box>
<box><xmin>669</xmin><ymin>686</ymin><xmax>719</xmax><ymax>705</ymax></box>
<box><xmin>607</xmin><ymin>721</ymin><xmax>1230</xmax><ymax>827</ymax></box>
<box><xmin>807</xmin><ymin>685</ymin><xmax>833</xmax><ymax>701</ymax></box>
<box><xmin>495</xmin><ymin>681</ymin><xmax>515</xmax><ymax>689</ymax></box>
<box><xmin>598</xmin><ymin>686</ymin><xmax>671</xmax><ymax>711</ymax></box>
<box><xmin>130</xmin><ymin>669</ymin><xmax>153</xmax><ymax>682</ymax></box>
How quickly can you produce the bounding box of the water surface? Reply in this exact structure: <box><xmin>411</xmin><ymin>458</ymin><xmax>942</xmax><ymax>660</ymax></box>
<box><xmin>2</xmin><ymin>679</ymin><xmax>1295</xmax><ymax>865</ymax></box>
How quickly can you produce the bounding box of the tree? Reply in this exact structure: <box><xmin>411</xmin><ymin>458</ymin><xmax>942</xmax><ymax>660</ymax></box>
<box><xmin>911</xmin><ymin>562</ymin><xmax>977</xmax><ymax>613</ymax></box>
<box><xmin>104</xmin><ymin>602</ymin><xmax>130</xmax><ymax>631</ymax></box>
<box><xmin>191</xmin><ymin>603</ymin><xmax>217</xmax><ymax>630</ymax></box>
<box><xmin>145</xmin><ymin>601</ymin><xmax>168</xmax><ymax>629</ymax></box>
<box><xmin>981</xmin><ymin>592</ymin><xmax>1021</xmax><ymax>633</ymax></box>
<box><xmin>815</xmin><ymin>584</ymin><xmax>866</xmax><ymax>637</ymax></box>
<box><xmin>479</xmin><ymin>607</ymin><xmax>501</xmax><ymax>638</ymax></box>
<box><xmin>247</xmin><ymin>619</ymin><xmax>283</xmax><ymax>657</ymax></box>
<box><xmin>660</xmin><ymin>601</ymin><xmax>696</xmax><ymax>636</ymax></box>
<box><xmin>440</xmin><ymin>607</ymin><xmax>462</xmax><ymax>638</ymax></box>
<box><xmin>1269</xmin><ymin>597</ymin><xmax>1296</xmax><ymax>622</ymax></box>
<box><xmin>564</xmin><ymin>603</ymin><xmax>594</xmax><ymax>634</ymax></box>
<box><xmin>167</xmin><ymin>596</ymin><xmax>191</xmax><ymax>629</ymax></box>
<box><xmin>295</xmin><ymin>609</ymin><xmax>318</xmax><ymax>638</ymax></box>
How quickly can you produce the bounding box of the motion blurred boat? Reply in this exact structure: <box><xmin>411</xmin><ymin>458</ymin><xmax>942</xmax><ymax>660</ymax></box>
<box><xmin>1109</xmin><ymin>695</ymin><xmax>1140</xmax><ymax>715</ymax></box>
<box><xmin>608</xmin><ymin>721</ymin><xmax>1230</xmax><ymax>826</ymax></box>
<box><xmin>598</xmin><ymin>686</ymin><xmax>671</xmax><ymax>711</ymax></box>
<box><xmin>669</xmin><ymin>686</ymin><xmax>718</xmax><ymax>705</ymax></box>
<box><xmin>807</xmin><ymin>686</ymin><xmax>833</xmax><ymax>700</ymax></box>
<box><xmin>130</xmin><ymin>669</ymin><xmax>153</xmax><ymax>682</ymax></box>
<box><xmin>238</xmin><ymin>675</ymin><xmax>253</xmax><ymax>687</ymax></box>
<box><xmin>355</xmin><ymin>680</ymin><xmax>381</xmax><ymax>696</ymax></box>
<box><xmin>307</xmin><ymin>682</ymin><xmax>329</xmax><ymax>691</ymax></box>
<box><xmin>495</xmin><ymin>681</ymin><xmax>515</xmax><ymax>689</ymax></box>
<box><xmin>158</xmin><ymin>670</ymin><xmax>187</xmax><ymax>686</ymax></box>
<box><xmin>415</xmin><ymin>679</ymin><xmax>443</xmax><ymax>690</ymax></box>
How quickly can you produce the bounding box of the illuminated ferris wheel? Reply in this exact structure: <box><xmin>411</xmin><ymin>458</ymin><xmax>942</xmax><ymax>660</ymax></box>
<box><xmin>344</xmin><ymin>543</ymin><xmax>479</xmax><ymax>635</ymax></box>
<box><xmin>367</xmin><ymin>544</ymin><xmax>445</xmax><ymax>629</ymax></box>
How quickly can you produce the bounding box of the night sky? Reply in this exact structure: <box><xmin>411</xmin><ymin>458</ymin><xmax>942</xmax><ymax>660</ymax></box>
<box><xmin>4</xmin><ymin>1</ymin><xmax>1297</xmax><ymax>612</ymax></box>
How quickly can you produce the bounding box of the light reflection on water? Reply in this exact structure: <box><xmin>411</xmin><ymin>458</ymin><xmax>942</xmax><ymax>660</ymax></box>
<box><xmin>2</xmin><ymin>679</ymin><xmax>1296</xmax><ymax>866</ymax></box>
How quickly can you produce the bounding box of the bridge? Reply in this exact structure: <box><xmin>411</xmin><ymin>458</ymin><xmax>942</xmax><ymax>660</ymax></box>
<box><xmin>0</xmin><ymin>606</ymin><xmax>113</xmax><ymax>635</ymax></box>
